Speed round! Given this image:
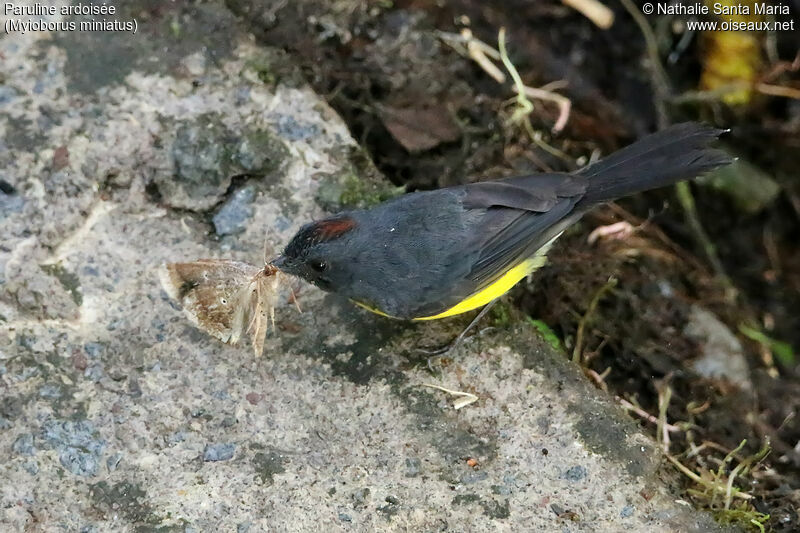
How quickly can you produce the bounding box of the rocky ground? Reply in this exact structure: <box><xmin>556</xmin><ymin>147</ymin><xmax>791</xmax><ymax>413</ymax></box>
<box><xmin>0</xmin><ymin>2</ymin><xmax>742</xmax><ymax>532</ymax></box>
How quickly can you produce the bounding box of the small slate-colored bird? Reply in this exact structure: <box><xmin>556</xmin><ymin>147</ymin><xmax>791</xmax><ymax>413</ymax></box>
<box><xmin>272</xmin><ymin>123</ymin><xmax>731</xmax><ymax>320</ymax></box>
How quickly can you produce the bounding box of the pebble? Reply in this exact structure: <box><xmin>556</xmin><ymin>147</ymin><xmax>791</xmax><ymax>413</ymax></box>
<box><xmin>83</xmin><ymin>342</ymin><xmax>103</xmax><ymax>358</ymax></box>
<box><xmin>213</xmin><ymin>186</ymin><xmax>255</xmax><ymax>236</ymax></box>
<box><xmin>461</xmin><ymin>470</ymin><xmax>489</xmax><ymax>484</ymax></box>
<box><xmin>564</xmin><ymin>465</ymin><xmax>587</xmax><ymax>482</ymax></box>
<box><xmin>275</xmin><ymin>114</ymin><xmax>319</xmax><ymax>141</ymax></box>
<box><xmin>42</xmin><ymin>419</ymin><xmax>105</xmax><ymax>477</ymax></box>
<box><xmin>684</xmin><ymin>306</ymin><xmax>752</xmax><ymax>390</ymax></box>
<box><xmin>84</xmin><ymin>364</ymin><xmax>104</xmax><ymax>382</ymax></box>
<box><xmin>620</xmin><ymin>504</ymin><xmax>635</xmax><ymax>518</ymax></box>
<box><xmin>12</xmin><ymin>433</ymin><xmax>36</xmax><ymax>456</ymax></box>
<box><xmin>106</xmin><ymin>453</ymin><xmax>122</xmax><ymax>472</ymax></box>
<box><xmin>405</xmin><ymin>457</ymin><xmax>421</xmax><ymax>477</ymax></box>
<box><xmin>23</xmin><ymin>461</ymin><xmax>39</xmax><ymax>475</ymax></box>
<box><xmin>39</xmin><ymin>384</ymin><xmax>63</xmax><ymax>399</ymax></box>
<box><xmin>203</xmin><ymin>443</ymin><xmax>236</xmax><ymax>462</ymax></box>
<box><xmin>0</xmin><ymin>189</ymin><xmax>24</xmax><ymax>219</ymax></box>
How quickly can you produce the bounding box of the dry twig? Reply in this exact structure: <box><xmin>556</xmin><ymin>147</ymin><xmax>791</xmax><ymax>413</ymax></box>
<box><xmin>572</xmin><ymin>277</ymin><xmax>617</xmax><ymax>363</ymax></box>
<box><xmin>438</xmin><ymin>28</ymin><xmax>573</xmax><ymax>134</ymax></box>
<box><xmin>561</xmin><ymin>0</ymin><xmax>614</xmax><ymax>29</ymax></box>
<box><xmin>421</xmin><ymin>383</ymin><xmax>479</xmax><ymax>410</ymax></box>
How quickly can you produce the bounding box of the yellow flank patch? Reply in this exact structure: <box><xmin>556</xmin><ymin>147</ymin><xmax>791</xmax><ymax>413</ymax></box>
<box><xmin>414</xmin><ymin>253</ymin><xmax>548</xmax><ymax>320</ymax></box>
<box><xmin>353</xmin><ymin>234</ymin><xmax>560</xmax><ymax>321</ymax></box>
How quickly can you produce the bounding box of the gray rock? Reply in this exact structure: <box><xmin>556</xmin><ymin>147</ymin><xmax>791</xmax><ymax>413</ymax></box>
<box><xmin>164</xmin><ymin>115</ymin><xmax>237</xmax><ymax>211</ymax></box>
<box><xmin>213</xmin><ymin>186</ymin><xmax>256</xmax><ymax>236</ymax></box>
<box><xmin>158</xmin><ymin>118</ymin><xmax>287</xmax><ymax>212</ymax></box>
<box><xmin>204</xmin><ymin>443</ymin><xmax>236</xmax><ymax>462</ymax></box>
<box><xmin>0</xmin><ymin>3</ymin><xmax>735</xmax><ymax>531</ymax></box>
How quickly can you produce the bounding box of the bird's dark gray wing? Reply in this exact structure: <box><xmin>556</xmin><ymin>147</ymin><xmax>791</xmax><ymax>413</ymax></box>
<box><xmin>457</xmin><ymin>173</ymin><xmax>587</xmax><ymax>289</ymax></box>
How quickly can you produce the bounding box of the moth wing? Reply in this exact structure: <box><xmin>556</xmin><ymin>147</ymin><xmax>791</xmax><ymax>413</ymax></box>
<box><xmin>231</xmin><ymin>279</ymin><xmax>260</xmax><ymax>346</ymax></box>
<box><xmin>159</xmin><ymin>260</ymin><xmax>261</xmax><ymax>344</ymax></box>
<box><xmin>248</xmin><ymin>273</ymin><xmax>282</xmax><ymax>357</ymax></box>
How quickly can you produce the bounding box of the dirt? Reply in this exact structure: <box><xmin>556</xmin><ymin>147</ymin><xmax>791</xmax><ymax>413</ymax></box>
<box><xmin>227</xmin><ymin>0</ymin><xmax>800</xmax><ymax>530</ymax></box>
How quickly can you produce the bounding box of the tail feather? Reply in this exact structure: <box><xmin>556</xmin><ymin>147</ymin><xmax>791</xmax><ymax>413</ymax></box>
<box><xmin>576</xmin><ymin>123</ymin><xmax>732</xmax><ymax>208</ymax></box>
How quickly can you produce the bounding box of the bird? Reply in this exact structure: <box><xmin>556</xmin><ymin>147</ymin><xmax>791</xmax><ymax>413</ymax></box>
<box><xmin>271</xmin><ymin>123</ymin><xmax>732</xmax><ymax>323</ymax></box>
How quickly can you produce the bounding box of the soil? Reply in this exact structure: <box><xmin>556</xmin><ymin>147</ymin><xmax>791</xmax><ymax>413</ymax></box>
<box><xmin>227</xmin><ymin>0</ymin><xmax>800</xmax><ymax>529</ymax></box>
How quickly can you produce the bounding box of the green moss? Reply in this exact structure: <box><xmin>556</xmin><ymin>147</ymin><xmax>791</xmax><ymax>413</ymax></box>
<box><xmin>527</xmin><ymin>318</ymin><xmax>564</xmax><ymax>352</ymax></box>
<box><xmin>169</xmin><ymin>17</ymin><xmax>181</xmax><ymax>38</ymax></box>
<box><xmin>488</xmin><ymin>302</ymin><xmax>513</xmax><ymax>328</ymax></box>
<box><xmin>452</xmin><ymin>493</ymin><xmax>481</xmax><ymax>505</ymax></box>
<box><xmin>90</xmin><ymin>481</ymin><xmax>160</xmax><ymax>526</ymax></box>
<box><xmin>340</xmin><ymin>172</ymin><xmax>404</xmax><ymax>208</ymax></box>
<box><xmin>481</xmin><ymin>498</ymin><xmax>510</xmax><ymax>519</ymax></box>
<box><xmin>243</xmin><ymin>49</ymin><xmax>304</xmax><ymax>88</ymax></box>
<box><xmin>713</xmin><ymin>508</ymin><xmax>769</xmax><ymax>532</ymax></box>
<box><xmin>452</xmin><ymin>494</ymin><xmax>510</xmax><ymax>519</ymax></box>
<box><xmin>317</xmin><ymin>145</ymin><xmax>404</xmax><ymax>211</ymax></box>
<box><xmin>316</xmin><ymin>172</ymin><xmax>404</xmax><ymax>211</ymax></box>
<box><xmin>235</xmin><ymin>128</ymin><xmax>288</xmax><ymax>175</ymax></box>
<box><xmin>40</xmin><ymin>263</ymin><xmax>82</xmax><ymax>306</ymax></box>
<box><xmin>252</xmin><ymin>449</ymin><xmax>288</xmax><ymax>485</ymax></box>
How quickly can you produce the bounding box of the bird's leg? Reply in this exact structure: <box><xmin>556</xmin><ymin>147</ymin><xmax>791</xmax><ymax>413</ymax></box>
<box><xmin>419</xmin><ymin>300</ymin><xmax>499</xmax><ymax>367</ymax></box>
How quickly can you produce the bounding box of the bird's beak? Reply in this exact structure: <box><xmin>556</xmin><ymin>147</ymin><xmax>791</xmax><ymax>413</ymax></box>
<box><xmin>270</xmin><ymin>255</ymin><xmax>287</xmax><ymax>270</ymax></box>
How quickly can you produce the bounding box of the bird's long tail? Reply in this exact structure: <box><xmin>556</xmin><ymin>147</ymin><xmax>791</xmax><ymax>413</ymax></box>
<box><xmin>576</xmin><ymin>123</ymin><xmax>732</xmax><ymax>209</ymax></box>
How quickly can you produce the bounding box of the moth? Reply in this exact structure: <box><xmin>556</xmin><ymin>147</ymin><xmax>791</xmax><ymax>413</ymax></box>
<box><xmin>159</xmin><ymin>259</ymin><xmax>293</xmax><ymax>356</ymax></box>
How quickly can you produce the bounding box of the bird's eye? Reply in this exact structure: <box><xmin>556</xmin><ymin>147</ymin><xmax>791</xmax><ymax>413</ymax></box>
<box><xmin>310</xmin><ymin>260</ymin><xmax>328</xmax><ymax>272</ymax></box>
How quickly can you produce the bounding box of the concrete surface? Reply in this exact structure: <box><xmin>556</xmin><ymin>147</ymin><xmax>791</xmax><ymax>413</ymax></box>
<box><xmin>1</xmin><ymin>2</ymin><xmax>735</xmax><ymax>531</ymax></box>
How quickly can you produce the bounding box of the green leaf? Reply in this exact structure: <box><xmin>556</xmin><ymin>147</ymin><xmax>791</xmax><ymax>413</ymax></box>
<box><xmin>527</xmin><ymin>318</ymin><xmax>563</xmax><ymax>352</ymax></box>
<box><xmin>739</xmin><ymin>324</ymin><xmax>795</xmax><ymax>366</ymax></box>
